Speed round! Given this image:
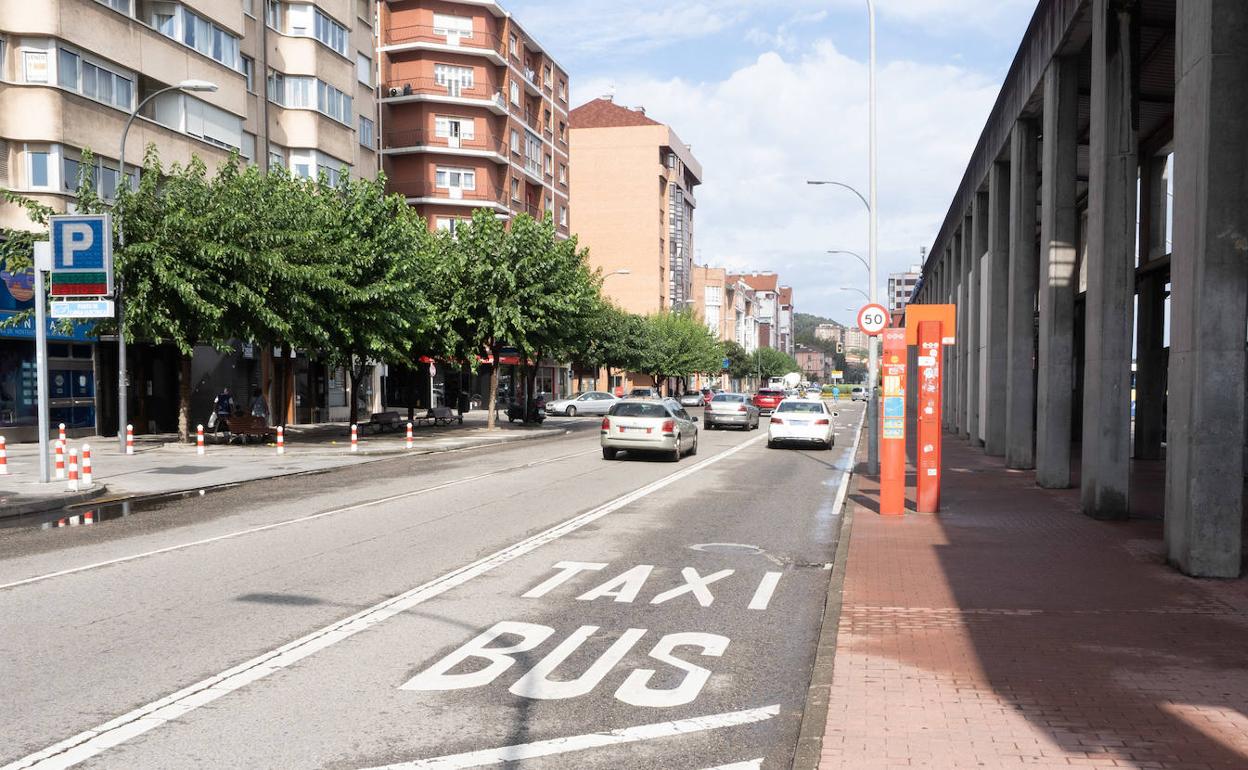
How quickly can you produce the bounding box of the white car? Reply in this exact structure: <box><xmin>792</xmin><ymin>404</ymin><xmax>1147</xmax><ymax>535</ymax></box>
<box><xmin>545</xmin><ymin>391</ymin><xmax>619</xmax><ymax>417</ymax></box>
<box><xmin>767</xmin><ymin>398</ymin><xmax>836</xmax><ymax>450</ymax></box>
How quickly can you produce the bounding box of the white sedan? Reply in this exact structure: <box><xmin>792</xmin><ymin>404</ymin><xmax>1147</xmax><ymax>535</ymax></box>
<box><xmin>767</xmin><ymin>398</ymin><xmax>836</xmax><ymax>450</ymax></box>
<box><xmin>545</xmin><ymin>391</ymin><xmax>619</xmax><ymax>417</ymax></box>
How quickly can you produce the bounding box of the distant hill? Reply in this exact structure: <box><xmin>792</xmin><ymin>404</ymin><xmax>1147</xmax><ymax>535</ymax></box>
<box><xmin>794</xmin><ymin>312</ymin><xmax>844</xmax><ymax>339</ymax></box>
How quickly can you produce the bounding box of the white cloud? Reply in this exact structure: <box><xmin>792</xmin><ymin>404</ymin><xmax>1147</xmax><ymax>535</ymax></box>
<box><xmin>573</xmin><ymin>41</ymin><xmax>1002</xmax><ymax>323</ymax></box>
<box><xmin>831</xmin><ymin>0</ymin><xmax>1037</xmax><ymax>35</ymax></box>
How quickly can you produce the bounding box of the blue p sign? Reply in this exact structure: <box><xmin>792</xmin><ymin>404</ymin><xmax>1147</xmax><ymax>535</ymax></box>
<box><xmin>51</xmin><ymin>215</ymin><xmax>110</xmax><ymax>271</ymax></box>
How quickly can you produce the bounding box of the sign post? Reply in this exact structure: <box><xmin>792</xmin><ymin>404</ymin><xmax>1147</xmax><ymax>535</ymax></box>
<box><xmin>33</xmin><ymin>241</ymin><xmax>52</xmax><ymax>483</ymax></box>
<box><xmin>879</xmin><ymin>327</ymin><xmax>907</xmax><ymax>515</ymax></box>
<box><xmin>915</xmin><ymin>320</ymin><xmax>943</xmax><ymax>513</ymax></box>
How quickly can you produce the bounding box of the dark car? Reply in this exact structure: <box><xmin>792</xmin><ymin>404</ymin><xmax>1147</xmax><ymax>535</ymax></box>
<box><xmin>751</xmin><ymin>389</ymin><xmax>785</xmax><ymax>414</ymax></box>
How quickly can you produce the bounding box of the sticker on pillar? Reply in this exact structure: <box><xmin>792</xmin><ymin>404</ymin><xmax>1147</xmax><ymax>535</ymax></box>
<box><xmin>883</xmin><ymin>418</ymin><xmax>904</xmax><ymax>439</ymax></box>
<box><xmin>883</xmin><ymin>398</ymin><xmax>904</xmax><ymax>418</ymax></box>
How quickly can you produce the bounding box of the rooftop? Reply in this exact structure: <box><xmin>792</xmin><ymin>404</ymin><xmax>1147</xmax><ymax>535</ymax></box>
<box><xmin>569</xmin><ymin>97</ymin><xmax>662</xmax><ymax>129</ymax></box>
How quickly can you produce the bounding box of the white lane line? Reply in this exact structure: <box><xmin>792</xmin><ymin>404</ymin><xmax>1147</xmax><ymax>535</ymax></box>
<box><xmin>829</xmin><ymin>410</ymin><xmax>866</xmax><ymax>517</ymax></box>
<box><xmin>0</xmin><ymin>448</ymin><xmax>597</xmax><ymax>592</ymax></box>
<box><xmin>747</xmin><ymin>571</ymin><xmax>782</xmax><ymax>611</ymax></box>
<box><xmin>4</xmin><ymin>434</ymin><xmax>766</xmax><ymax>770</ymax></box>
<box><xmin>364</xmin><ymin>704</ymin><xmax>780</xmax><ymax>769</ymax></box>
<box><xmin>701</xmin><ymin>761</ymin><xmax>765</xmax><ymax>770</ymax></box>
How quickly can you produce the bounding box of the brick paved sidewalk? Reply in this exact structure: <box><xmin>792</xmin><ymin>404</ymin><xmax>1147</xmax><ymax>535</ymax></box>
<box><xmin>819</xmin><ymin>431</ymin><xmax>1248</xmax><ymax>770</ymax></box>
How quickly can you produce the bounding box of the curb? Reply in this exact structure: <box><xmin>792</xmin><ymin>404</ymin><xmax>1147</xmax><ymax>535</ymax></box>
<box><xmin>0</xmin><ymin>425</ymin><xmax>580</xmax><ymax>521</ymax></box>
<box><xmin>0</xmin><ymin>485</ymin><xmax>110</xmax><ymax>518</ymax></box>
<box><xmin>792</xmin><ymin>409</ymin><xmax>867</xmax><ymax>770</ymax></box>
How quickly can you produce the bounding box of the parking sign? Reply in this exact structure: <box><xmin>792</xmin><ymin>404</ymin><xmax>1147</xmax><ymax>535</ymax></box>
<box><xmin>49</xmin><ymin>214</ymin><xmax>112</xmax><ymax>297</ymax></box>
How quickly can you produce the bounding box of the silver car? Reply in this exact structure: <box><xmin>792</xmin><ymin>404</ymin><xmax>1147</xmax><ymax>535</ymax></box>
<box><xmin>704</xmin><ymin>393</ymin><xmax>760</xmax><ymax>431</ymax></box>
<box><xmin>601</xmin><ymin>399</ymin><xmax>699</xmax><ymax>461</ymax></box>
<box><xmin>545</xmin><ymin>391</ymin><xmax>618</xmax><ymax>417</ymax></box>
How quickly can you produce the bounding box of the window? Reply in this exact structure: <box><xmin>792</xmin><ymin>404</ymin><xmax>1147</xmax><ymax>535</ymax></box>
<box><xmin>313</xmin><ymin>9</ymin><xmax>348</xmax><ymax>56</ymax></box>
<box><xmin>29</xmin><ymin>150</ymin><xmax>50</xmax><ymax>188</ymax></box>
<box><xmin>23</xmin><ymin>50</ymin><xmax>49</xmax><ymax>83</ymax></box>
<box><xmin>435</xmin><ymin>116</ymin><xmax>474</xmax><ymax>141</ymax></box>
<box><xmin>62</xmin><ymin>155</ymin><xmax>81</xmax><ymax>192</ymax></box>
<box><xmin>510</xmin><ymin>178</ymin><xmax>519</xmax><ymax>200</ymax></box>
<box><xmin>151</xmin><ymin>92</ymin><xmax>243</xmax><ymax>150</ymax></box>
<box><xmin>266</xmin><ymin>0</ymin><xmax>282</xmax><ymax>29</ymax></box>
<box><xmin>432</xmin><ymin>14</ymin><xmax>473</xmax><ymax>38</ymax></box>
<box><xmin>242</xmin><ymin>55</ymin><xmax>255</xmax><ymax>92</ymax></box>
<box><xmin>156</xmin><ymin>6</ymin><xmax>241</xmax><ymax>70</ymax></box>
<box><xmin>356</xmin><ymin>0</ymin><xmax>371</xmax><ymax>26</ymax></box>
<box><xmin>435</xmin><ymin>217</ymin><xmax>467</xmax><ymax>235</ymax></box>
<box><xmin>558</xmin><ymin>121</ymin><xmax>566</xmax><ymax>142</ymax></box>
<box><xmin>241</xmin><ymin>132</ymin><xmax>256</xmax><ymax>160</ymax></box>
<box><xmin>57</xmin><ymin>48</ymin><xmax>133</xmax><ymax>110</ymax></box>
<box><xmin>508</xmin><ymin>33</ymin><xmax>517</xmax><ymax>55</ymax></box>
<box><xmin>542</xmin><ymin>65</ymin><xmax>551</xmax><ymax>85</ymax></box>
<box><xmin>268</xmin><ymin>72</ymin><xmax>352</xmax><ymax>124</ymax></box>
<box><xmin>558</xmin><ymin>80</ymin><xmax>567</xmax><ymax>101</ymax></box>
<box><xmin>358</xmin><ymin>116</ymin><xmax>374</xmax><ymax>148</ymax></box>
<box><xmin>510</xmin><ymin>130</ymin><xmax>520</xmax><ymax>154</ymax></box>
<box><xmin>356</xmin><ymin>53</ymin><xmax>371</xmax><ymax>86</ymax></box>
<box><xmin>559</xmin><ymin>206</ymin><xmax>567</xmax><ymax>227</ymax></box>
<box><xmin>524</xmin><ymin>131</ymin><xmax>541</xmax><ymax>175</ymax></box>
<box><xmin>95</xmin><ymin>0</ymin><xmax>131</xmax><ymax>12</ymax></box>
<box><xmin>434</xmin><ymin>166</ymin><xmax>475</xmax><ymax>191</ymax></box>
<box><xmin>268</xmin><ymin>146</ymin><xmax>285</xmax><ymax>168</ymax></box>
<box><xmin>558</xmin><ymin>163</ymin><xmax>566</xmax><ymax>184</ymax></box>
<box><xmin>57</xmin><ymin>49</ymin><xmax>78</xmax><ymax>89</ymax></box>
<box><xmin>509</xmin><ymin>81</ymin><xmax>519</xmax><ymax>105</ymax></box>
<box><xmin>434</xmin><ymin>64</ymin><xmax>473</xmax><ymax>95</ymax></box>
<box><xmin>243</xmin><ymin>0</ymin><xmax>255</xmax><ymax>17</ymax></box>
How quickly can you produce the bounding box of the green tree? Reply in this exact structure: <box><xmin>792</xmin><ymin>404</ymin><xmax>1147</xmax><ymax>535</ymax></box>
<box><xmin>634</xmin><ymin>309</ymin><xmax>723</xmax><ymax>395</ymax></box>
<box><xmin>752</xmin><ymin>346</ymin><xmax>802</xmax><ymax>383</ymax></box>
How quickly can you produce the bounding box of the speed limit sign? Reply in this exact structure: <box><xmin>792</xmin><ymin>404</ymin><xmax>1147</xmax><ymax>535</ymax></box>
<box><xmin>857</xmin><ymin>303</ymin><xmax>891</xmax><ymax>336</ymax></box>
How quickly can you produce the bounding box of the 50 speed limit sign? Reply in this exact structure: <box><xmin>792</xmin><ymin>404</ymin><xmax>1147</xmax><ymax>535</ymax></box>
<box><xmin>857</xmin><ymin>303</ymin><xmax>891</xmax><ymax>336</ymax></box>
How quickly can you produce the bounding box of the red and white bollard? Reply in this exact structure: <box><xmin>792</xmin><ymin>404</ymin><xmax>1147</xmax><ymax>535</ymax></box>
<box><xmin>405</xmin><ymin>422</ymin><xmax>413</xmax><ymax>450</ymax></box>
<box><xmin>67</xmin><ymin>447</ymin><xmax>79</xmax><ymax>492</ymax></box>
<box><xmin>54</xmin><ymin>440</ymin><xmax>65</xmax><ymax>480</ymax></box>
<box><xmin>126</xmin><ymin>424</ymin><xmax>135</xmax><ymax>455</ymax></box>
<box><xmin>0</xmin><ymin>436</ymin><xmax>7</xmax><ymax>475</ymax></box>
<box><xmin>81</xmin><ymin>443</ymin><xmax>93</xmax><ymax>487</ymax></box>
<box><xmin>276</xmin><ymin>426</ymin><xmax>285</xmax><ymax>455</ymax></box>
<box><xmin>84</xmin><ymin>511</ymin><xmax>95</xmax><ymax>525</ymax></box>
<box><xmin>58</xmin><ymin>423</ymin><xmax>66</xmax><ymax>443</ymax></box>
<box><xmin>350</xmin><ymin>424</ymin><xmax>358</xmax><ymax>453</ymax></box>
<box><xmin>197</xmin><ymin>424</ymin><xmax>205</xmax><ymax>455</ymax></box>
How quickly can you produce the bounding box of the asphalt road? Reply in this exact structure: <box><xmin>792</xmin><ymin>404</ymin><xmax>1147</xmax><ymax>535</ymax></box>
<box><xmin>1</xmin><ymin>401</ymin><xmax>864</xmax><ymax>770</ymax></box>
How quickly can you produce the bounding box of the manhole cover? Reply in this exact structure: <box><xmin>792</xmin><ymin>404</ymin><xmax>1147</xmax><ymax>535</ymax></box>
<box><xmin>146</xmin><ymin>465</ymin><xmax>223</xmax><ymax>475</ymax></box>
<box><xmin>688</xmin><ymin>543</ymin><xmax>763</xmax><ymax>555</ymax></box>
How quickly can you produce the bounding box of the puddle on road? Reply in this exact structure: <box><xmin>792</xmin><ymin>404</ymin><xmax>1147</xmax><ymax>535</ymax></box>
<box><xmin>0</xmin><ymin>488</ymin><xmax>218</xmax><ymax>532</ymax></box>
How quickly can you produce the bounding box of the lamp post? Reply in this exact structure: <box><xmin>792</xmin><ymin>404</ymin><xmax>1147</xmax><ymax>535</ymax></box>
<box><xmin>807</xmin><ymin>0</ymin><xmax>878</xmax><ymax>475</ymax></box>
<box><xmin>840</xmin><ymin>286</ymin><xmax>872</xmax><ymax>303</ymax></box>
<box><xmin>603</xmin><ymin>269</ymin><xmax>631</xmax><ymax>280</ymax></box>
<box><xmin>828</xmin><ymin>249</ymin><xmax>869</xmax><ymax>273</ymax></box>
<box><xmin>115</xmin><ymin>79</ymin><xmax>218</xmax><ymax>450</ymax></box>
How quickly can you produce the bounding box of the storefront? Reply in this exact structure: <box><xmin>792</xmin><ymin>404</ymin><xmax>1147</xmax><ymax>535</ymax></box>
<box><xmin>1</xmin><ymin>268</ymin><xmax>99</xmax><ymax>442</ymax></box>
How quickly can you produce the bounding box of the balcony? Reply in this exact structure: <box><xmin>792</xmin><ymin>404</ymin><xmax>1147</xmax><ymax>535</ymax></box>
<box><xmin>389</xmin><ymin>179</ymin><xmax>508</xmax><ymax>210</ymax></box>
<box><xmin>381</xmin><ymin>79</ymin><xmax>508</xmax><ymax>115</ymax></box>
<box><xmin>519</xmin><ymin>67</ymin><xmax>541</xmax><ymax>96</ymax></box>
<box><xmin>382</xmin><ymin>129</ymin><xmax>507</xmax><ymax>162</ymax></box>
<box><xmin>382</xmin><ymin>25</ymin><xmax>506</xmax><ymax>63</ymax></box>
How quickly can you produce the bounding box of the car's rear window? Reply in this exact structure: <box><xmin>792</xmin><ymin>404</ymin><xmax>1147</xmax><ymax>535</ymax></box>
<box><xmin>610</xmin><ymin>402</ymin><xmax>670</xmax><ymax>418</ymax></box>
<box><xmin>712</xmin><ymin>394</ymin><xmax>745</xmax><ymax>403</ymax></box>
<box><xmin>683</xmin><ymin>391</ymin><xmax>701</xmax><ymax>397</ymax></box>
<box><xmin>777</xmin><ymin>401</ymin><xmax>826</xmax><ymax>414</ymax></box>
<box><xmin>758</xmin><ymin>390</ymin><xmax>784</xmax><ymax>397</ymax></box>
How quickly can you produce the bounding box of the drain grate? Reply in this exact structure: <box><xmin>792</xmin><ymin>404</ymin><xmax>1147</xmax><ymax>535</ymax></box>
<box><xmin>689</xmin><ymin>543</ymin><xmax>763</xmax><ymax>555</ymax></box>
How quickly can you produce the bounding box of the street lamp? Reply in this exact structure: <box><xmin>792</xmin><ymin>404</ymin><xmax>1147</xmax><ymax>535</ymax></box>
<box><xmin>116</xmin><ymin>79</ymin><xmax>218</xmax><ymax>450</ymax></box>
<box><xmin>808</xmin><ymin>0</ymin><xmax>878</xmax><ymax>475</ymax></box>
<box><xmin>840</xmin><ymin>286</ymin><xmax>872</xmax><ymax>303</ymax></box>
<box><xmin>828</xmin><ymin>249</ymin><xmax>869</xmax><ymax>273</ymax></box>
<box><xmin>603</xmin><ymin>269</ymin><xmax>631</xmax><ymax>279</ymax></box>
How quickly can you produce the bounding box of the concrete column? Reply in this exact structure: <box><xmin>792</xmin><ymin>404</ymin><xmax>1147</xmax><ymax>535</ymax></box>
<box><xmin>1165</xmin><ymin>0</ymin><xmax>1248</xmax><ymax>578</ymax></box>
<box><xmin>943</xmin><ymin>246</ymin><xmax>955</xmax><ymax>430</ymax></box>
<box><xmin>984</xmin><ymin>162</ymin><xmax>1011</xmax><ymax>456</ymax></box>
<box><xmin>1134</xmin><ymin>155</ymin><xmax>1169</xmax><ymax>461</ymax></box>
<box><xmin>1081</xmin><ymin>0</ymin><xmax>1138</xmax><ymax>519</ymax></box>
<box><xmin>954</xmin><ymin>232</ymin><xmax>967</xmax><ymax>434</ymax></box>
<box><xmin>1036</xmin><ymin>56</ymin><xmax>1080</xmax><ymax>489</ymax></box>
<box><xmin>963</xmin><ymin>213</ymin><xmax>979</xmax><ymax>443</ymax></box>
<box><xmin>969</xmin><ymin>201</ymin><xmax>988</xmax><ymax>448</ymax></box>
<box><xmin>1006</xmin><ymin>119</ymin><xmax>1040</xmax><ymax>469</ymax></box>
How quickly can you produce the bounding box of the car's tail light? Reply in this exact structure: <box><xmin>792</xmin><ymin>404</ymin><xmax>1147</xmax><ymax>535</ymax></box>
<box><xmin>815</xmin><ymin>418</ymin><xmax>830</xmax><ymax>425</ymax></box>
<box><xmin>661</xmin><ymin>419</ymin><xmax>676</xmax><ymax>434</ymax></box>
<box><xmin>771</xmin><ymin>417</ymin><xmax>784</xmax><ymax>424</ymax></box>
<box><xmin>601</xmin><ymin>417</ymin><xmax>610</xmax><ymax>431</ymax></box>
<box><xmin>737</xmin><ymin>405</ymin><xmax>747</xmax><ymax>413</ymax></box>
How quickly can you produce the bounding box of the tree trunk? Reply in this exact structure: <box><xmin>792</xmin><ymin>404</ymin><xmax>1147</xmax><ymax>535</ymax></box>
<box><xmin>347</xmin><ymin>359</ymin><xmax>361</xmax><ymax>427</ymax></box>
<box><xmin>525</xmin><ymin>357</ymin><xmax>540</xmax><ymax>423</ymax></box>
<box><xmin>177</xmin><ymin>352</ymin><xmax>192</xmax><ymax>443</ymax></box>
<box><xmin>604</xmin><ymin>365</ymin><xmax>613</xmax><ymax>393</ymax></box>
<box><xmin>486</xmin><ymin>344</ymin><xmax>500</xmax><ymax>430</ymax></box>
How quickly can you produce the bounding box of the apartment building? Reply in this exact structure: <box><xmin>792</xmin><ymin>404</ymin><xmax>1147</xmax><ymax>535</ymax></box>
<box><xmin>376</xmin><ymin>0</ymin><xmax>570</xmax><ymax>236</ymax></box>
<box><xmin>569</xmin><ymin>96</ymin><xmax>701</xmax><ymax>314</ymax></box>
<box><xmin>0</xmin><ymin>0</ymin><xmax>379</xmax><ymax>439</ymax></box>
<box><xmin>691</xmin><ymin>264</ymin><xmax>730</xmax><ymax>341</ymax></box>
<box><xmin>777</xmin><ymin>285</ymin><xmax>794</xmax><ymax>355</ymax></box>
<box><xmin>726</xmin><ymin>276</ymin><xmax>758</xmax><ymax>354</ymax></box>
<box><xmin>814</xmin><ymin>322</ymin><xmax>844</xmax><ymax>345</ymax></box>
<box><xmin>887</xmin><ymin>265</ymin><xmax>921</xmax><ymax>316</ymax></box>
<box><xmin>730</xmin><ymin>273</ymin><xmax>781</xmax><ymax>350</ymax></box>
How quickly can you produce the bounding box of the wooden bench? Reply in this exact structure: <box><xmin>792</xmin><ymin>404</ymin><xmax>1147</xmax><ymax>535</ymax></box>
<box><xmin>223</xmin><ymin>415</ymin><xmax>274</xmax><ymax>444</ymax></box>
<box><xmin>366</xmin><ymin>411</ymin><xmax>404</xmax><ymax>434</ymax></box>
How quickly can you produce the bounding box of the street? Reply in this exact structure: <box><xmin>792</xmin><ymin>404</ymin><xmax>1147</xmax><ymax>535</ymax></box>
<box><xmin>1</xmin><ymin>403</ymin><xmax>864</xmax><ymax>770</ymax></box>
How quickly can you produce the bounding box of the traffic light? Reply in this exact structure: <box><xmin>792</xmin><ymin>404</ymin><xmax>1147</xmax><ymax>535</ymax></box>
<box><xmin>836</xmin><ymin>342</ymin><xmax>844</xmax><ymax>354</ymax></box>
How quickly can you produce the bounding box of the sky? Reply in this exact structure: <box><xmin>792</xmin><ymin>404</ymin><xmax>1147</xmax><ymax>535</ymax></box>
<box><xmin>507</xmin><ymin>0</ymin><xmax>1040</xmax><ymax>325</ymax></box>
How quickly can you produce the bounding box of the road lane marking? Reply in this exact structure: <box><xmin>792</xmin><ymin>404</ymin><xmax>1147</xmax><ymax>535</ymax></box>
<box><xmin>4</xmin><ymin>434</ymin><xmax>767</xmax><ymax>770</ymax></box>
<box><xmin>361</xmin><ymin>704</ymin><xmax>780</xmax><ymax>769</ymax></box>
<box><xmin>0</xmin><ymin>448</ymin><xmax>598</xmax><ymax>592</ymax></box>
<box><xmin>747</xmin><ymin>571</ymin><xmax>783</xmax><ymax>610</ymax></box>
<box><xmin>701</xmin><ymin>761</ymin><xmax>764</xmax><ymax>770</ymax></box>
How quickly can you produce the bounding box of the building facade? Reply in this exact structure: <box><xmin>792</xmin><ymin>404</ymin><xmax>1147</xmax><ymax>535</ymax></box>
<box><xmin>377</xmin><ymin>0</ymin><xmax>570</xmax><ymax>236</ymax></box>
<box><xmin>731</xmin><ymin>273</ymin><xmax>779</xmax><ymax>349</ymax></box>
<box><xmin>777</xmin><ymin>285</ymin><xmax>794</xmax><ymax>355</ymax></box>
<box><xmin>814</xmin><ymin>322</ymin><xmax>844</xmax><ymax>346</ymax></box>
<box><xmin>887</xmin><ymin>266</ymin><xmax>921</xmax><ymax>316</ymax></box>
<box><xmin>0</xmin><ymin>0</ymin><xmax>379</xmax><ymax>439</ymax></box>
<box><xmin>569</xmin><ymin>97</ymin><xmax>701</xmax><ymax>315</ymax></box>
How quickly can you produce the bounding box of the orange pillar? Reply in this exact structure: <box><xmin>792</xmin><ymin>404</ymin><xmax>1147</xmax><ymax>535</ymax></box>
<box><xmin>916</xmin><ymin>320</ymin><xmax>944</xmax><ymax>513</ymax></box>
<box><xmin>879</xmin><ymin>328</ymin><xmax>908</xmax><ymax>515</ymax></box>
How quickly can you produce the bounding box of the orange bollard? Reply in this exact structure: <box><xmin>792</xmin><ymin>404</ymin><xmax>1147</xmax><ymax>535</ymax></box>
<box><xmin>81</xmin><ymin>443</ymin><xmax>93</xmax><ymax>486</ymax></box>
<box><xmin>54</xmin><ymin>440</ymin><xmax>65</xmax><ymax>480</ymax></box>
<box><xmin>197</xmin><ymin>424</ymin><xmax>205</xmax><ymax>455</ymax></box>
<box><xmin>406</xmin><ymin>422</ymin><xmax>413</xmax><ymax>450</ymax></box>
<box><xmin>350</xmin><ymin>424</ymin><xmax>358</xmax><ymax>453</ymax></box>
<box><xmin>126</xmin><ymin>424</ymin><xmax>134</xmax><ymax>455</ymax></box>
<box><xmin>276</xmin><ymin>425</ymin><xmax>285</xmax><ymax>455</ymax></box>
<box><xmin>67</xmin><ymin>447</ymin><xmax>79</xmax><ymax>492</ymax></box>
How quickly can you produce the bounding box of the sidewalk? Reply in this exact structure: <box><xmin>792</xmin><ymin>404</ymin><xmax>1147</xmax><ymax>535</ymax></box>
<box><xmin>0</xmin><ymin>410</ymin><xmax>571</xmax><ymax>517</ymax></box>
<box><xmin>818</xmin><ymin>429</ymin><xmax>1248</xmax><ymax>769</ymax></box>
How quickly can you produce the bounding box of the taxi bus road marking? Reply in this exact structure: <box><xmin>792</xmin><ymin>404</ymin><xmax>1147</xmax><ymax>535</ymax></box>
<box><xmin>4</xmin><ymin>434</ymin><xmax>767</xmax><ymax>770</ymax></box>
<box><xmin>361</xmin><ymin>704</ymin><xmax>780</xmax><ymax>769</ymax></box>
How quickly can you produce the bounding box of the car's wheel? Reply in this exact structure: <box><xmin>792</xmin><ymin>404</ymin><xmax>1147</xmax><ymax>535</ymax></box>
<box><xmin>566</xmin><ymin>406</ymin><xmax>577</xmax><ymax>417</ymax></box>
<box><xmin>689</xmin><ymin>434</ymin><xmax>698</xmax><ymax>456</ymax></box>
<box><xmin>767</xmin><ymin>439</ymin><xmax>777</xmax><ymax>449</ymax></box>
<box><xmin>670</xmin><ymin>437</ymin><xmax>682</xmax><ymax>462</ymax></box>
<box><xmin>602</xmin><ymin>446</ymin><xmax>617</xmax><ymax>460</ymax></box>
